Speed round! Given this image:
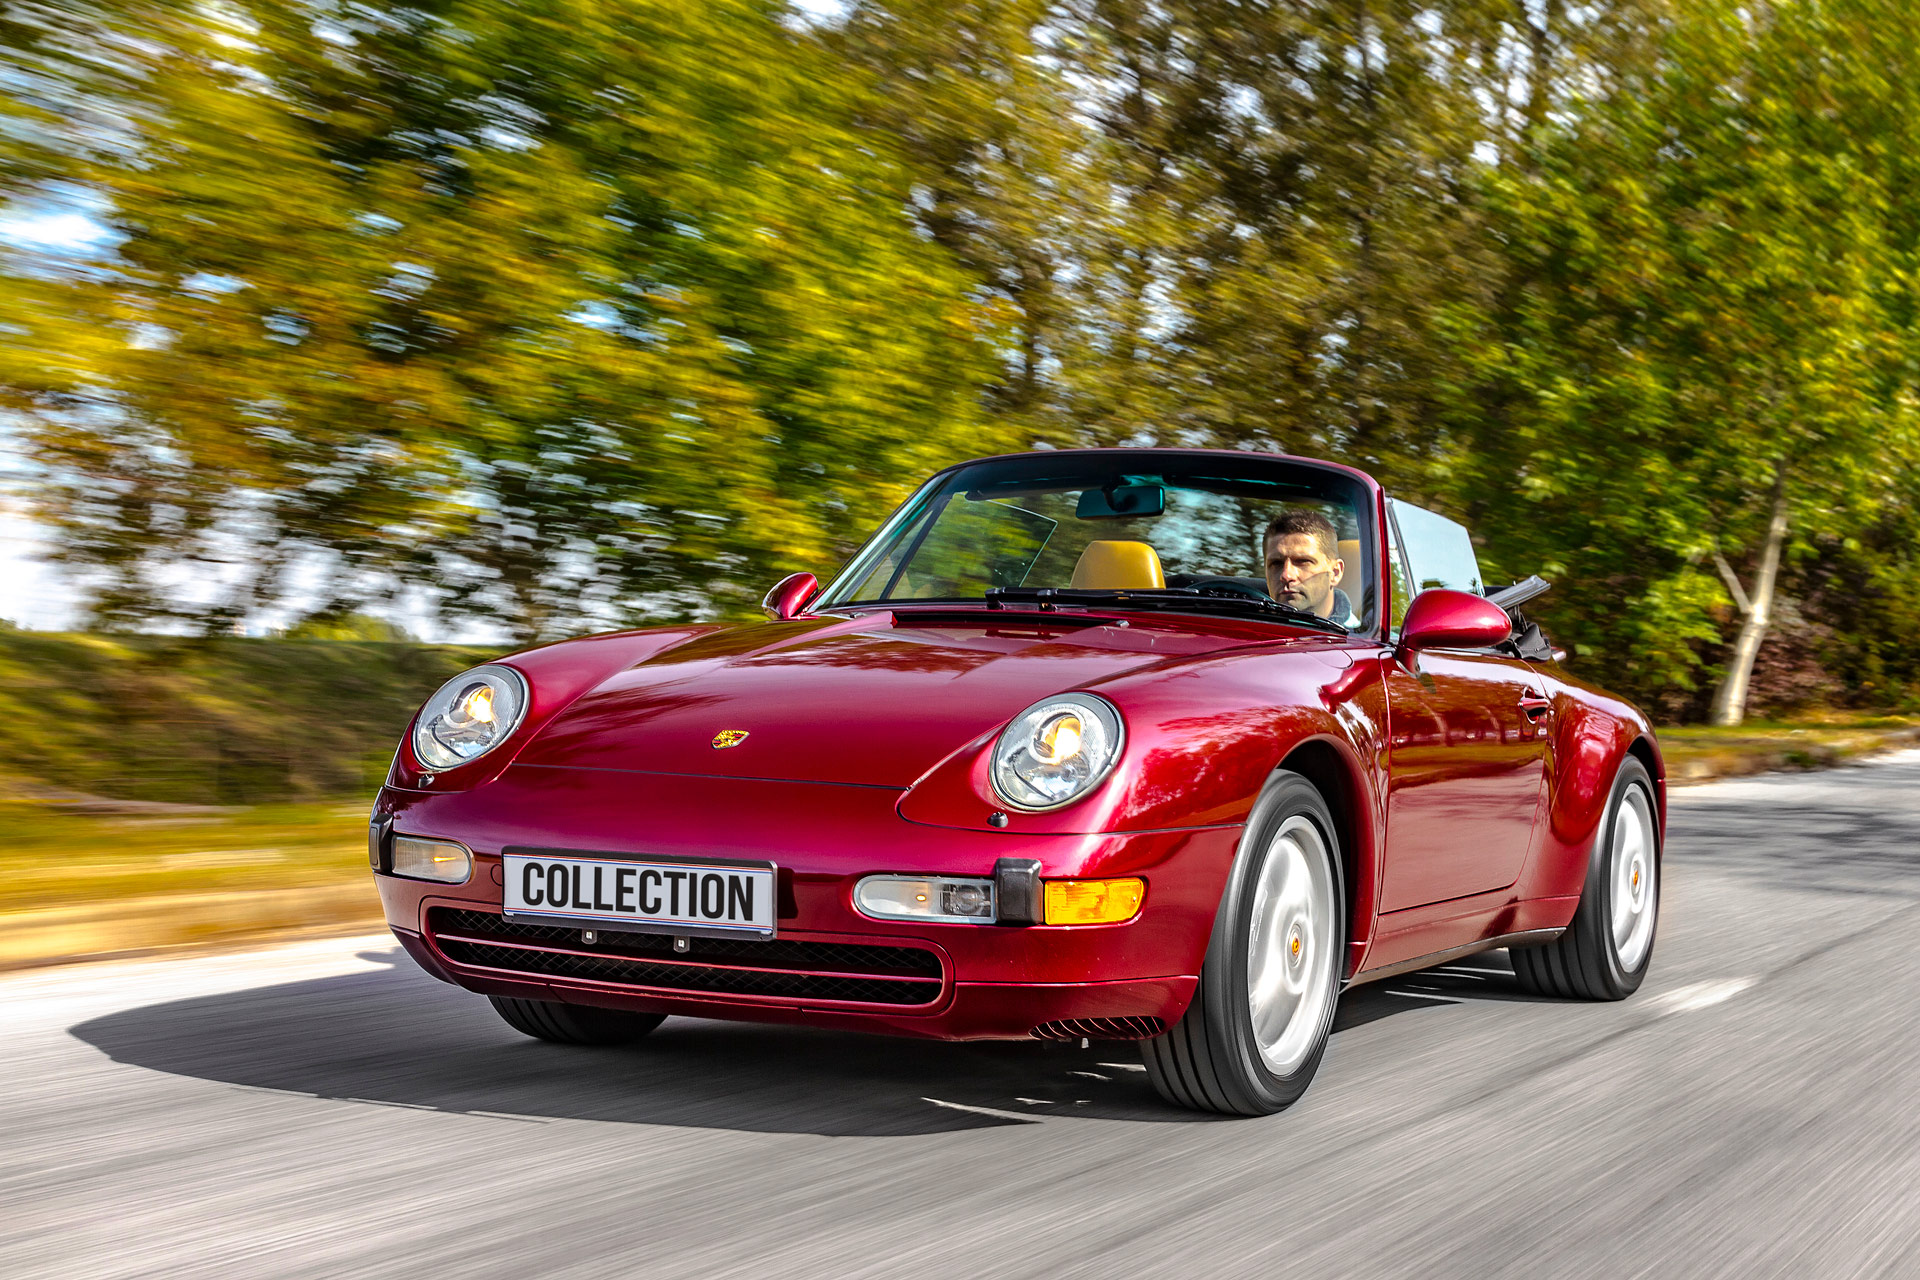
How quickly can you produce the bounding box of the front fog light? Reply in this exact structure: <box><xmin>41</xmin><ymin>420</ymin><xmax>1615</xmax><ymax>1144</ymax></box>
<box><xmin>389</xmin><ymin>835</ymin><xmax>472</xmax><ymax>884</ymax></box>
<box><xmin>854</xmin><ymin>875</ymin><xmax>997</xmax><ymax>924</ymax></box>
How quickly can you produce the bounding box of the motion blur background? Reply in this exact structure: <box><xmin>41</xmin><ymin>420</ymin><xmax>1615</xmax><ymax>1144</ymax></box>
<box><xmin>5</xmin><ymin>1</ymin><xmax>1920</xmax><ymax>958</ymax></box>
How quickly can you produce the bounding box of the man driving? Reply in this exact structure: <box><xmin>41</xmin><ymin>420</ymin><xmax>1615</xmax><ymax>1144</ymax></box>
<box><xmin>1265</xmin><ymin>510</ymin><xmax>1358</xmax><ymax>626</ymax></box>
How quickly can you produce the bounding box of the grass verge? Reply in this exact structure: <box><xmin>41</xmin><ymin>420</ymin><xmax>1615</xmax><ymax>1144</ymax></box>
<box><xmin>1657</xmin><ymin>715</ymin><xmax>1920</xmax><ymax>783</ymax></box>
<box><xmin>0</xmin><ymin>799</ymin><xmax>382</xmax><ymax>969</ymax></box>
<box><xmin>5</xmin><ymin>713</ymin><xmax>1917</xmax><ymax>972</ymax></box>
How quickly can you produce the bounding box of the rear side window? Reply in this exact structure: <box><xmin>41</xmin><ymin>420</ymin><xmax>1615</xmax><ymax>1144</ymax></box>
<box><xmin>1388</xmin><ymin>498</ymin><xmax>1483</xmax><ymax>595</ymax></box>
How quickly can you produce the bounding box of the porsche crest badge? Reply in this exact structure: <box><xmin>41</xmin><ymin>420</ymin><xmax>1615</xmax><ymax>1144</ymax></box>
<box><xmin>711</xmin><ymin>729</ymin><xmax>750</xmax><ymax>749</ymax></box>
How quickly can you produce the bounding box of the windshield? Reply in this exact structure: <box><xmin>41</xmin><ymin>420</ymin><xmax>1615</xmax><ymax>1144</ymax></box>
<box><xmin>817</xmin><ymin>452</ymin><xmax>1378</xmax><ymax>632</ymax></box>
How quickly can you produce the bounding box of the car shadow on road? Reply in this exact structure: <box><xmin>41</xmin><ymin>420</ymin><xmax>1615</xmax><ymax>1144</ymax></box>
<box><xmin>66</xmin><ymin>947</ymin><xmax>1487</xmax><ymax>1137</ymax></box>
<box><xmin>1332</xmin><ymin>954</ymin><xmax>1556</xmax><ymax>1031</ymax></box>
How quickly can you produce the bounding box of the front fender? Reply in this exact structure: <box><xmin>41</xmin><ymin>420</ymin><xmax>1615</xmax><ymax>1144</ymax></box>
<box><xmin>383</xmin><ymin>624</ymin><xmax>723</xmax><ymax>793</ymax></box>
<box><xmin>896</xmin><ymin>642</ymin><xmax>1389</xmax><ymax>837</ymax></box>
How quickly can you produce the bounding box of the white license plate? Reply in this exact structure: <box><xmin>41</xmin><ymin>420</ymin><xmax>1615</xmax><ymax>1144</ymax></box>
<box><xmin>503</xmin><ymin>853</ymin><xmax>776</xmax><ymax>937</ymax></box>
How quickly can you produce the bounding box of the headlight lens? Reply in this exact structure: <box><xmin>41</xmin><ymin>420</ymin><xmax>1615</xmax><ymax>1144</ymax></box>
<box><xmin>990</xmin><ymin>693</ymin><xmax>1125</xmax><ymax>811</ymax></box>
<box><xmin>412</xmin><ymin>664</ymin><xmax>529</xmax><ymax>770</ymax></box>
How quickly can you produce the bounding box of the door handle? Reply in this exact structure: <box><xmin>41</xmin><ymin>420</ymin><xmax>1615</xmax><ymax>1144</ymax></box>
<box><xmin>1518</xmin><ymin>692</ymin><xmax>1552</xmax><ymax>720</ymax></box>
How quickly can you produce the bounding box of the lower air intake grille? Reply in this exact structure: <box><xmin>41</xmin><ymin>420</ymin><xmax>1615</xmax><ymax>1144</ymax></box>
<box><xmin>427</xmin><ymin>908</ymin><xmax>944</xmax><ymax>1007</ymax></box>
<box><xmin>1030</xmin><ymin>1016</ymin><xmax>1166</xmax><ymax>1042</ymax></box>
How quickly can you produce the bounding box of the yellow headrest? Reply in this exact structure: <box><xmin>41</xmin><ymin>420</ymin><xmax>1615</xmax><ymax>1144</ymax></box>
<box><xmin>1337</xmin><ymin>538</ymin><xmax>1360</xmax><ymax>589</ymax></box>
<box><xmin>1071</xmin><ymin>540</ymin><xmax>1166</xmax><ymax>590</ymax></box>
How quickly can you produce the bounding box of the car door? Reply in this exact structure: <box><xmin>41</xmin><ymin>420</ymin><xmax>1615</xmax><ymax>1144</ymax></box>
<box><xmin>1378</xmin><ymin>500</ymin><xmax>1549</xmax><ymax>912</ymax></box>
<box><xmin>1380</xmin><ymin>653</ymin><xmax>1549</xmax><ymax>911</ymax></box>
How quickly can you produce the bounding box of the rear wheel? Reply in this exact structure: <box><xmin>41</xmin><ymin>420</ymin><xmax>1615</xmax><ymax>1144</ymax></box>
<box><xmin>488</xmin><ymin>995</ymin><xmax>665</xmax><ymax>1046</ymax></box>
<box><xmin>1511</xmin><ymin>756</ymin><xmax>1659</xmax><ymax>1000</ymax></box>
<box><xmin>1143</xmin><ymin>772</ymin><xmax>1345</xmax><ymax>1116</ymax></box>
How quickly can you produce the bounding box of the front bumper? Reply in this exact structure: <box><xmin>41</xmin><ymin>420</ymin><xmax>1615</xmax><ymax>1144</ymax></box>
<box><xmin>372</xmin><ymin>765</ymin><xmax>1239</xmax><ymax>1040</ymax></box>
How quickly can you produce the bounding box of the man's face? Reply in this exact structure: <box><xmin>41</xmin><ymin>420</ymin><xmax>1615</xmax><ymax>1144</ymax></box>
<box><xmin>1266</xmin><ymin>532</ymin><xmax>1344</xmax><ymax>617</ymax></box>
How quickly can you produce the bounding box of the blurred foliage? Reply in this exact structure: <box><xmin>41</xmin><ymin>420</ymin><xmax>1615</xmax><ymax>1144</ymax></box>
<box><xmin>284</xmin><ymin>614</ymin><xmax>412</xmax><ymax>644</ymax></box>
<box><xmin>2</xmin><ymin>0</ymin><xmax>1012</xmax><ymax>641</ymax></box>
<box><xmin>0</xmin><ymin>630</ymin><xmax>489</xmax><ymax>804</ymax></box>
<box><xmin>4</xmin><ymin>0</ymin><xmax>1920</xmax><ymax>720</ymax></box>
<box><xmin>285</xmin><ymin>611</ymin><xmax>416</xmax><ymax>642</ymax></box>
<box><xmin>1443</xmin><ymin>0</ymin><xmax>1920</xmax><ymax>719</ymax></box>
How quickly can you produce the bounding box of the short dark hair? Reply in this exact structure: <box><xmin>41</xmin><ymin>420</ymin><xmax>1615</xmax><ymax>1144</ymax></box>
<box><xmin>1264</xmin><ymin>509</ymin><xmax>1339</xmax><ymax>562</ymax></box>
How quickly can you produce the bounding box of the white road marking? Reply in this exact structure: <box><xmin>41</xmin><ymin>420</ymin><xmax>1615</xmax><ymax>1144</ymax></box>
<box><xmin>1648</xmin><ymin>977</ymin><xmax>1757</xmax><ymax>1013</ymax></box>
<box><xmin>1070</xmin><ymin>1070</ymin><xmax>1110</xmax><ymax>1081</ymax></box>
<box><xmin>1097</xmin><ymin>1062</ymin><xmax>1146</xmax><ymax>1072</ymax></box>
<box><xmin>922</xmin><ymin>1097</ymin><xmax>1044</xmax><ymax>1124</ymax></box>
<box><xmin>1015</xmin><ymin>1098</ymin><xmax>1057</xmax><ymax>1106</ymax></box>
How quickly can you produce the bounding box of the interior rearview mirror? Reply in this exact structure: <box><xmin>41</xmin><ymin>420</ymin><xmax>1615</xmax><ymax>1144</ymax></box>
<box><xmin>1076</xmin><ymin>483</ymin><xmax>1166</xmax><ymax>520</ymax></box>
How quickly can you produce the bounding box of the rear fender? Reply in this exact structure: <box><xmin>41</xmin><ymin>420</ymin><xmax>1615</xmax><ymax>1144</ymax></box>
<box><xmin>1522</xmin><ymin>674</ymin><xmax>1664</xmax><ymax>901</ymax></box>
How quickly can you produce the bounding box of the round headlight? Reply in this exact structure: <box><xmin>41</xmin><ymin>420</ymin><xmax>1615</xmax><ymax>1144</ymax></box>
<box><xmin>990</xmin><ymin>693</ymin><xmax>1125</xmax><ymax>811</ymax></box>
<box><xmin>412</xmin><ymin>664</ymin><xmax>530</xmax><ymax>771</ymax></box>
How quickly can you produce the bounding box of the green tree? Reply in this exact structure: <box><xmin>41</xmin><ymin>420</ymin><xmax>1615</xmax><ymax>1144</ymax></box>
<box><xmin>1448</xmin><ymin>0</ymin><xmax>1920</xmax><ymax>723</ymax></box>
<box><xmin>3</xmin><ymin>0</ymin><xmax>1010</xmax><ymax>642</ymax></box>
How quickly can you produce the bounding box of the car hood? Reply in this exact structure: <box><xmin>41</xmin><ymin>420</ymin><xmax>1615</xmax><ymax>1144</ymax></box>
<box><xmin>515</xmin><ymin>610</ymin><xmax>1279</xmax><ymax>787</ymax></box>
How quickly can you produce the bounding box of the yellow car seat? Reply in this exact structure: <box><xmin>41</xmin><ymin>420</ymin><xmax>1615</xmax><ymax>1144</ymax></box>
<box><xmin>1071</xmin><ymin>540</ymin><xmax>1166</xmax><ymax>590</ymax></box>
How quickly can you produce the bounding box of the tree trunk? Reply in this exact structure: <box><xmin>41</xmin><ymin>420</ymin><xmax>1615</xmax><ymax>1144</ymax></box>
<box><xmin>1708</xmin><ymin>468</ymin><xmax>1791</xmax><ymax>727</ymax></box>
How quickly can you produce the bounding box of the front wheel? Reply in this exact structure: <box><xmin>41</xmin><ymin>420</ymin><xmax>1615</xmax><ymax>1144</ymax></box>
<box><xmin>488</xmin><ymin>995</ymin><xmax>666</xmax><ymax>1046</ymax></box>
<box><xmin>1511</xmin><ymin>755</ymin><xmax>1660</xmax><ymax>1000</ymax></box>
<box><xmin>1143</xmin><ymin>772</ymin><xmax>1345</xmax><ymax>1115</ymax></box>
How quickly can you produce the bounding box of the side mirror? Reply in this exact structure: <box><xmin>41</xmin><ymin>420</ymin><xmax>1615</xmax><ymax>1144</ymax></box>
<box><xmin>762</xmin><ymin>571</ymin><xmax>820</xmax><ymax>620</ymax></box>
<box><xmin>1398</xmin><ymin>588</ymin><xmax>1512</xmax><ymax>654</ymax></box>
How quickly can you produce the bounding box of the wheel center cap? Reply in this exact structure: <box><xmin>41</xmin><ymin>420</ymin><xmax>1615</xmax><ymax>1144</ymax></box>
<box><xmin>1287</xmin><ymin>924</ymin><xmax>1304</xmax><ymax>966</ymax></box>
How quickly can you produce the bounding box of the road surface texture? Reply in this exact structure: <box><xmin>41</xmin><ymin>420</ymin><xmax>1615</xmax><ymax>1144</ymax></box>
<box><xmin>8</xmin><ymin>754</ymin><xmax>1920</xmax><ymax>1279</ymax></box>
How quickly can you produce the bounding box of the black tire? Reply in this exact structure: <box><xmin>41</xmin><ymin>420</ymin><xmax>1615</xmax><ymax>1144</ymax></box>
<box><xmin>1511</xmin><ymin>755</ymin><xmax>1660</xmax><ymax>1000</ymax></box>
<box><xmin>1142</xmin><ymin>772</ymin><xmax>1346</xmax><ymax>1116</ymax></box>
<box><xmin>488</xmin><ymin>995</ymin><xmax>666</xmax><ymax>1046</ymax></box>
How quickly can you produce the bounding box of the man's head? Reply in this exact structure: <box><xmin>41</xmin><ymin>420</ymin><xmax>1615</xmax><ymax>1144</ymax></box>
<box><xmin>1264</xmin><ymin>510</ymin><xmax>1345</xmax><ymax>617</ymax></box>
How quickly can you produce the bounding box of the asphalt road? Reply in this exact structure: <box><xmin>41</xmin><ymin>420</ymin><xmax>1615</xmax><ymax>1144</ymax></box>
<box><xmin>9</xmin><ymin>754</ymin><xmax>1920</xmax><ymax>1280</ymax></box>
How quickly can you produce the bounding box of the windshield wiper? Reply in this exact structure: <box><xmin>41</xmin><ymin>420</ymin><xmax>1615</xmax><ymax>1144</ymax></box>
<box><xmin>983</xmin><ymin>587</ymin><xmax>1350</xmax><ymax>634</ymax></box>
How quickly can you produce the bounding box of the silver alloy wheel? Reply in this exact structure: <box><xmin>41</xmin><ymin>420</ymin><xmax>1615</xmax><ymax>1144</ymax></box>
<box><xmin>1610</xmin><ymin>784</ymin><xmax>1658</xmax><ymax>971</ymax></box>
<box><xmin>1245</xmin><ymin>814</ymin><xmax>1339</xmax><ymax>1075</ymax></box>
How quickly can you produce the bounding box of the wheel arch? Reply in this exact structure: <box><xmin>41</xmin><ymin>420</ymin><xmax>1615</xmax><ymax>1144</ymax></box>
<box><xmin>1624</xmin><ymin>734</ymin><xmax>1667</xmax><ymax>853</ymax></box>
<box><xmin>1273</xmin><ymin>735</ymin><xmax>1378</xmax><ymax>980</ymax></box>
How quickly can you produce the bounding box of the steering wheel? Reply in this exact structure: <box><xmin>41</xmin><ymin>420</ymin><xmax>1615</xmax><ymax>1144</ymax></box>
<box><xmin>1181</xmin><ymin>576</ymin><xmax>1272</xmax><ymax>601</ymax></box>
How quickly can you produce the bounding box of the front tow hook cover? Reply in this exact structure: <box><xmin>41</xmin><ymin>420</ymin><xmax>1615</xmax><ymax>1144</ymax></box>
<box><xmin>994</xmin><ymin>857</ymin><xmax>1043</xmax><ymax>925</ymax></box>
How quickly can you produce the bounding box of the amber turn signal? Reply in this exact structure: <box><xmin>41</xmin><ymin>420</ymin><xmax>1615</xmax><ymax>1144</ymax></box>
<box><xmin>1043</xmin><ymin>877</ymin><xmax>1145</xmax><ymax>925</ymax></box>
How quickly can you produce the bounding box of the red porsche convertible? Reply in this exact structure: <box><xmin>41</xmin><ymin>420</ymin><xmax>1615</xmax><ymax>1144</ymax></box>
<box><xmin>370</xmin><ymin>449</ymin><xmax>1663</xmax><ymax>1115</ymax></box>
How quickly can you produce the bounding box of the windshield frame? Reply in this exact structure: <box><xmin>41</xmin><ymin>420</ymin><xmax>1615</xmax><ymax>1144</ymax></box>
<box><xmin>813</xmin><ymin>449</ymin><xmax>1386</xmax><ymax>638</ymax></box>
